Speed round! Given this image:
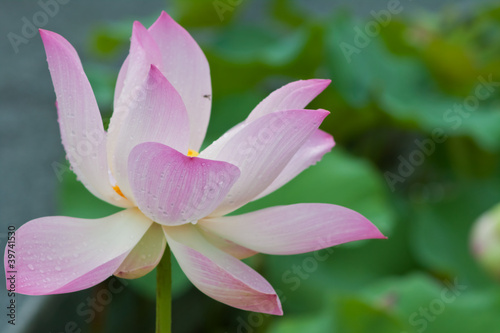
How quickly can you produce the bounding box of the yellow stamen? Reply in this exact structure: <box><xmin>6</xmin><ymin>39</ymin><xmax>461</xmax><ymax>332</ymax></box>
<box><xmin>187</xmin><ymin>149</ymin><xmax>199</xmax><ymax>157</ymax></box>
<box><xmin>113</xmin><ymin>185</ymin><xmax>126</xmax><ymax>198</ymax></box>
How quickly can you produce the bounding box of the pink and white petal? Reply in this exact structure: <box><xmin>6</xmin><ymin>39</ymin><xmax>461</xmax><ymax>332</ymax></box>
<box><xmin>201</xmin><ymin>80</ymin><xmax>330</xmax><ymax>160</ymax></box>
<box><xmin>5</xmin><ymin>209</ymin><xmax>152</xmax><ymax>295</ymax></box>
<box><xmin>163</xmin><ymin>224</ymin><xmax>282</xmax><ymax>314</ymax></box>
<box><xmin>209</xmin><ymin>109</ymin><xmax>330</xmax><ymax>217</ymax></box>
<box><xmin>254</xmin><ymin>129</ymin><xmax>335</xmax><ymax>200</ymax></box>
<box><xmin>148</xmin><ymin>11</ymin><xmax>212</xmax><ymax>151</ymax></box>
<box><xmin>113</xmin><ymin>21</ymin><xmax>162</xmax><ymax>105</ymax></box>
<box><xmin>114</xmin><ymin>223</ymin><xmax>166</xmax><ymax>279</ymax></box>
<box><xmin>128</xmin><ymin>142</ymin><xmax>240</xmax><ymax>226</ymax></box>
<box><xmin>114</xmin><ymin>56</ymin><xmax>130</xmax><ymax>108</ymax></box>
<box><xmin>40</xmin><ymin>29</ymin><xmax>130</xmax><ymax>207</ymax></box>
<box><xmin>108</xmin><ymin>22</ymin><xmax>163</xmax><ymax>176</ymax></box>
<box><xmin>246</xmin><ymin>79</ymin><xmax>331</xmax><ymax>123</ymax></box>
<box><xmin>200</xmin><ymin>204</ymin><xmax>386</xmax><ymax>255</ymax></box>
<box><xmin>198</xmin><ymin>228</ymin><xmax>258</xmax><ymax>260</ymax></box>
<box><xmin>111</xmin><ymin>66</ymin><xmax>190</xmax><ymax>201</ymax></box>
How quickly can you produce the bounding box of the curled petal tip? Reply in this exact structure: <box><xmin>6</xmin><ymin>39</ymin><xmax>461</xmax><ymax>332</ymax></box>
<box><xmin>149</xmin><ymin>63</ymin><xmax>160</xmax><ymax>72</ymax></box>
<box><xmin>39</xmin><ymin>28</ymin><xmax>57</xmax><ymax>42</ymax></box>
<box><xmin>311</xmin><ymin>78</ymin><xmax>332</xmax><ymax>87</ymax></box>
<box><xmin>359</xmin><ymin>217</ymin><xmax>387</xmax><ymax>241</ymax></box>
<box><xmin>132</xmin><ymin>20</ymin><xmax>145</xmax><ymax>30</ymax></box>
<box><xmin>38</xmin><ymin>28</ymin><xmax>62</xmax><ymax>40</ymax></box>
<box><xmin>158</xmin><ymin>10</ymin><xmax>173</xmax><ymax>21</ymax></box>
<box><xmin>269</xmin><ymin>295</ymin><xmax>284</xmax><ymax>315</ymax></box>
<box><xmin>250</xmin><ymin>292</ymin><xmax>283</xmax><ymax>315</ymax></box>
<box><xmin>379</xmin><ymin>234</ymin><xmax>389</xmax><ymax>240</ymax></box>
<box><xmin>370</xmin><ymin>226</ymin><xmax>387</xmax><ymax>240</ymax></box>
<box><xmin>151</xmin><ymin>11</ymin><xmax>176</xmax><ymax>28</ymax></box>
<box><xmin>131</xmin><ymin>21</ymin><xmax>149</xmax><ymax>44</ymax></box>
<box><xmin>314</xmin><ymin>108</ymin><xmax>331</xmax><ymax>118</ymax></box>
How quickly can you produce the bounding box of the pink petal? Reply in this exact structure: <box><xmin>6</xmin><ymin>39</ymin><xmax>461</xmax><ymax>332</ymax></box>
<box><xmin>5</xmin><ymin>209</ymin><xmax>152</xmax><ymax>295</ymax></box>
<box><xmin>40</xmin><ymin>30</ymin><xmax>131</xmax><ymax>207</ymax></box>
<box><xmin>114</xmin><ymin>56</ymin><xmax>130</xmax><ymax>108</ymax></box>
<box><xmin>254</xmin><ymin>129</ymin><xmax>335</xmax><ymax>200</ymax></box>
<box><xmin>148</xmin><ymin>11</ymin><xmax>212</xmax><ymax>151</ymax></box>
<box><xmin>110</xmin><ymin>65</ymin><xmax>190</xmax><ymax>201</ymax></box>
<box><xmin>114</xmin><ymin>21</ymin><xmax>162</xmax><ymax>105</ymax></box>
<box><xmin>128</xmin><ymin>142</ymin><xmax>240</xmax><ymax>226</ymax></box>
<box><xmin>201</xmin><ymin>79</ymin><xmax>331</xmax><ymax>160</ymax></box>
<box><xmin>207</xmin><ymin>109</ymin><xmax>330</xmax><ymax>217</ymax></box>
<box><xmin>114</xmin><ymin>223</ymin><xmax>166</xmax><ymax>279</ymax></box>
<box><xmin>200</xmin><ymin>204</ymin><xmax>386</xmax><ymax>255</ymax></box>
<box><xmin>246</xmin><ymin>79</ymin><xmax>331</xmax><ymax>123</ymax></box>
<box><xmin>108</xmin><ymin>22</ymin><xmax>163</xmax><ymax>178</ymax></box>
<box><xmin>198</xmin><ymin>228</ymin><xmax>258</xmax><ymax>259</ymax></box>
<box><xmin>163</xmin><ymin>224</ymin><xmax>282</xmax><ymax>314</ymax></box>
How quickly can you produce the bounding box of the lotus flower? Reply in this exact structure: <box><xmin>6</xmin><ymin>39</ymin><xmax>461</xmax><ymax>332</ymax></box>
<box><xmin>4</xmin><ymin>12</ymin><xmax>385</xmax><ymax>315</ymax></box>
<box><xmin>471</xmin><ymin>203</ymin><xmax>500</xmax><ymax>279</ymax></box>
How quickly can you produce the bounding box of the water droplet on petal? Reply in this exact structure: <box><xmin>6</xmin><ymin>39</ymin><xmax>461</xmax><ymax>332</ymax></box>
<box><xmin>28</xmin><ymin>264</ymin><xmax>34</xmax><ymax>271</ymax></box>
<box><xmin>55</xmin><ymin>266</ymin><xmax>62</xmax><ymax>272</ymax></box>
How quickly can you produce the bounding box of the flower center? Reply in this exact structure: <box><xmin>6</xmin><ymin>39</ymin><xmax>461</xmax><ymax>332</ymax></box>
<box><xmin>187</xmin><ymin>149</ymin><xmax>199</xmax><ymax>157</ymax></box>
<box><xmin>113</xmin><ymin>185</ymin><xmax>126</xmax><ymax>198</ymax></box>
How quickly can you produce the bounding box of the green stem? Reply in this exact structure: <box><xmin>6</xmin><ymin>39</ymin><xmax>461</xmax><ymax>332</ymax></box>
<box><xmin>156</xmin><ymin>243</ymin><xmax>172</xmax><ymax>333</ymax></box>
